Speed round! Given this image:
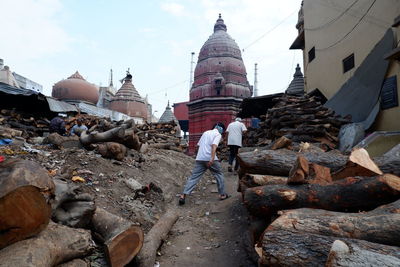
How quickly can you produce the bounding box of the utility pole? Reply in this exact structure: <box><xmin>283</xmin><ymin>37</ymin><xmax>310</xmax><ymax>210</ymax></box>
<box><xmin>254</xmin><ymin>63</ymin><xmax>258</xmax><ymax>97</ymax></box>
<box><xmin>189</xmin><ymin>52</ymin><xmax>195</xmax><ymax>90</ymax></box>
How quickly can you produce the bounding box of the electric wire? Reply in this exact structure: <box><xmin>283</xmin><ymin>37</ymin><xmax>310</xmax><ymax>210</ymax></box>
<box><xmin>242</xmin><ymin>10</ymin><xmax>297</xmax><ymax>52</ymax></box>
<box><xmin>316</xmin><ymin>0</ymin><xmax>377</xmax><ymax>51</ymax></box>
<box><xmin>304</xmin><ymin>0</ymin><xmax>360</xmax><ymax>31</ymax></box>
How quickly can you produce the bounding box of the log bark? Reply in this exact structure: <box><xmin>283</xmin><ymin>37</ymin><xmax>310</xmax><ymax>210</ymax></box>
<box><xmin>332</xmin><ymin>148</ymin><xmax>382</xmax><ymax>180</ymax></box>
<box><xmin>259</xmin><ymin>231</ymin><xmax>400</xmax><ymax>267</ymax></box>
<box><xmin>80</xmin><ymin>127</ymin><xmax>125</xmax><ymax>146</ymax></box>
<box><xmin>287</xmin><ymin>156</ymin><xmax>309</xmax><ymax>184</ymax></box>
<box><xmin>244</xmin><ymin>174</ymin><xmax>400</xmax><ymax>218</ymax></box>
<box><xmin>43</xmin><ymin>133</ymin><xmax>82</xmax><ymax>149</ymax></box>
<box><xmin>267</xmin><ymin>199</ymin><xmax>400</xmax><ymax>246</ymax></box>
<box><xmin>97</xmin><ymin>142</ymin><xmax>127</xmax><ymax>161</ymax></box>
<box><xmin>51</xmin><ymin>179</ymin><xmax>95</xmax><ymax>228</ymax></box>
<box><xmin>325</xmin><ymin>240</ymin><xmax>400</xmax><ymax>267</ymax></box>
<box><xmin>91</xmin><ymin>208</ymin><xmax>144</xmax><ymax>267</ymax></box>
<box><xmin>0</xmin><ymin>159</ymin><xmax>55</xmax><ymax>249</ymax></box>
<box><xmin>136</xmin><ymin>209</ymin><xmax>179</xmax><ymax>267</ymax></box>
<box><xmin>269</xmin><ymin>136</ymin><xmax>292</xmax><ymax>150</ymax></box>
<box><xmin>0</xmin><ymin>222</ymin><xmax>93</xmax><ymax>267</ymax></box>
<box><xmin>237</xmin><ymin>149</ymin><xmax>347</xmax><ymax>176</ymax></box>
<box><xmin>374</xmin><ymin>144</ymin><xmax>400</xmax><ymax>176</ymax></box>
<box><xmin>57</xmin><ymin>259</ymin><xmax>88</xmax><ymax>267</ymax></box>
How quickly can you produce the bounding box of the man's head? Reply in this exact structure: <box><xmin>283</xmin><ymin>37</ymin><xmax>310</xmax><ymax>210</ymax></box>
<box><xmin>235</xmin><ymin>117</ymin><xmax>242</xmax><ymax>122</ymax></box>
<box><xmin>213</xmin><ymin>122</ymin><xmax>225</xmax><ymax>134</ymax></box>
<box><xmin>77</xmin><ymin>118</ymin><xmax>83</xmax><ymax>126</ymax></box>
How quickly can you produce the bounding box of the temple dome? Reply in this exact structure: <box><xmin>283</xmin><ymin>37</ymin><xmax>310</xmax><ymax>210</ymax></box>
<box><xmin>286</xmin><ymin>64</ymin><xmax>305</xmax><ymax>95</ymax></box>
<box><xmin>52</xmin><ymin>71</ymin><xmax>99</xmax><ymax>104</ymax></box>
<box><xmin>109</xmin><ymin>71</ymin><xmax>148</xmax><ymax>120</ymax></box>
<box><xmin>190</xmin><ymin>14</ymin><xmax>251</xmax><ymax>100</ymax></box>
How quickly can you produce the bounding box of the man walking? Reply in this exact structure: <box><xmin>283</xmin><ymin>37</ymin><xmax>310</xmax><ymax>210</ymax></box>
<box><xmin>226</xmin><ymin>117</ymin><xmax>247</xmax><ymax>172</ymax></box>
<box><xmin>179</xmin><ymin>123</ymin><xmax>229</xmax><ymax>205</ymax></box>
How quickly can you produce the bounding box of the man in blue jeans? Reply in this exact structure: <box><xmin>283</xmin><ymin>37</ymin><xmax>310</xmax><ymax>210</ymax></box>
<box><xmin>179</xmin><ymin>123</ymin><xmax>229</xmax><ymax>205</ymax></box>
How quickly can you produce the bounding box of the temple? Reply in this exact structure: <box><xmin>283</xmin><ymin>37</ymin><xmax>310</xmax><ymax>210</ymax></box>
<box><xmin>187</xmin><ymin>14</ymin><xmax>252</xmax><ymax>153</ymax></box>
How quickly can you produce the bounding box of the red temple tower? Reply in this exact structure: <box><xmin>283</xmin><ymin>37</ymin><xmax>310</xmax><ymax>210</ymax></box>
<box><xmin>187</xmin><ymin>14</ymin><xmax>252</xmax><ymax>153</ymax></box>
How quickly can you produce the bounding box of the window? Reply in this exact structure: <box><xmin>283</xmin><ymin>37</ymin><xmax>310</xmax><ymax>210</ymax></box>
<box><xmin>308</xmin><ymin>47</ymin><xmax>315</xmax><ymax>62</ymax></box>
<box><xmin>381</xmin><ymin>76</ymin><xmax>398</xmax><ymax>109</ymax></box>
<box><xmin>343</xmin><ymin>54</ymin><xmax>355</xmax><ymax>73</ymax></box>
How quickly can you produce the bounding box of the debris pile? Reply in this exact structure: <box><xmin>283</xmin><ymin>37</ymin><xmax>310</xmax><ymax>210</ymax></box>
<box><xmin>245</xmin><ymin>95</ymin><xmax>351</xmax><ymax>149</ymax></box>
<box><xmin>236</xmin><ymin>144</ymin><xmax>400</xmax><ymax>266</ymax></box>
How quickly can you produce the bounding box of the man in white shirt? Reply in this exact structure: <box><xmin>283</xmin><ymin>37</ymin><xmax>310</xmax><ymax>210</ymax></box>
<box><xmin>179</xmin><ymin>123</ymin><xmax>229</xmax><ymax>205</ymax></box>
<box><xmin>226</xmin><ymin>117</ymin><xmax>247</xmax><ymax>172</ymax></box>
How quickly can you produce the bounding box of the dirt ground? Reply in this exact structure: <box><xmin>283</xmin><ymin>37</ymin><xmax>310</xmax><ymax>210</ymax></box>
<box><xmin>1</xmin><ymin>143</ymin><xmax>255</xmax><ymax>266</ymax></box>
<box><xmin>156</xmin><ymin>163</ymin><xmax>257</xmax><ymax>267</ymax></box>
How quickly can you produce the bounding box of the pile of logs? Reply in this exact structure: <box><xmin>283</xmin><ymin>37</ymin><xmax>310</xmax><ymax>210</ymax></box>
<box><xmin>0</xmin><ymin>158</ymin><xmax>144</xmax><ymax>266</ymax></box>
<box><xmin>0</xmin><ymin>109</ymin><xmax>50</xmax><ymax>138</ymax></box>
<box><xmin>244</xmin><ymin>95</ymin><xmax>351</xmax><ymax>149</ymax></box>
<box><xmin>237</xmin><ymin>145</ymin><xmax>400</xmax><ymax>266</ymax></box>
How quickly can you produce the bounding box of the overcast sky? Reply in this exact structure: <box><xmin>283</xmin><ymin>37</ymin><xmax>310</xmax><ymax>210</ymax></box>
<box><xmin>1</xmin><ymin>0</ymin><xmax>303</xmax><ymax>117</ymax></box>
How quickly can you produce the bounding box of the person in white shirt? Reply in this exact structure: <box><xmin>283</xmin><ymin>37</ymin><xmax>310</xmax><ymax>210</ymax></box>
<box><xmin>179</xmin><ymin>123</ymin><xmax>229</xmax><ymax>205</ymax></box>
<box><xmin>226</xmin><ymin>117</ymin><xmax>247</xmax><ymax>172</ymax></box>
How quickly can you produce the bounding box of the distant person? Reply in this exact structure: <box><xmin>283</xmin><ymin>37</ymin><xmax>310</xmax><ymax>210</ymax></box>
<box><xmin>251</xmin><ymin>116</ymin><xmax>260</xmax><ymax>129</ymax></box>
<box><xmin>179</xmin><ymin>123</ymin><xmax>229</xmax><ymax>205</ymax></box>
<box><xmin>226</xmin><ymin>117</ymin><xmax>247</xmax><ymax>172</ymax></box>
<box><xmin>49</xmin><ymin>115</ymin><xmax>66</xmax><ymax>135</ymax></box>
<box><xmin>70</xmin><ymin>118</ymin><xmax>88</xmax><ymax>137</ymax></box>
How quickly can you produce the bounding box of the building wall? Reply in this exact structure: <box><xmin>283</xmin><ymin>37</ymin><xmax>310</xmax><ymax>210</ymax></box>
<box><xmin>302</xmin><ymin>0</ymin><xmax>400</xmax><ymax>130</ymax></box>
<box><xmin>303</xmin><ymin>0</ymin><xmax>399</xmax><ymax>96</ymax></box>
<box><xmin>13</xmin><ymin>72</ymin><xmax>43</xmax><ymax>93</ymax></box>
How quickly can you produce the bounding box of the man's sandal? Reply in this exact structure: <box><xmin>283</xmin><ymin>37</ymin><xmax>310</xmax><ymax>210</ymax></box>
<box><xmin>219</xmin><ymin>194</ymin><xmax>231</xmax><ymax>201</ymax></box>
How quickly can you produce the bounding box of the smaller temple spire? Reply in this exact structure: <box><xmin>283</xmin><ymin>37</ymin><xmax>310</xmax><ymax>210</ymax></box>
<box><xmin>214</xmin><ymin>13</ymin><xmax>227</xmax><ymax>32</ymax></box>
<box><xmin>285</xmin><ymin>64</ymin><xmax>305</xmax><ymax>96</ymax></box>
<box><xmin>109</xmin><ymin>68</ymin><xmax>114</xmax><ymax>87</ymax></box>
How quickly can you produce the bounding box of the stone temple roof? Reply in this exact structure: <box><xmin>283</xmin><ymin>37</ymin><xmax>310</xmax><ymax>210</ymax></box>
<box><xmin>112</xmin><ymin>72</ymin><xmax>145</xmax><ymax>103</ymax></box>
<box><xmin>158</xmin><ymin>101</ymin><xmax>178</xmax><ymax>123</ymax></box>
<box><xmin>286</xmin><ymin>64</ymin><xmax>305</xmax><ymax>95</ymax></box>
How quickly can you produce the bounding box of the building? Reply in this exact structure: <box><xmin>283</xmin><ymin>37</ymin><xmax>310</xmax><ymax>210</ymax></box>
<box><xmin>12</xmin><ymin>72</ymin><xmax>43</xmax><ymax>93</ymax></box>
<box><xmin>97</xmin><ymin>69</ymin><xmax>116</xmax><ymax>108</ymax></box>
<box><xmin>109</xmin><ymin>70</ymin><xmax>148</xmax><ymax>123</ymax></box>
<box><xmin>0</xmin><ymin>59</ymin><xmax>42</xmax><ymax>92</ymax></box>
<box><xmin>158</xmin><ymin>101</ymin><xmax>178</xmax><ymax>123</ymax></box>
<box><xmin>285</xmin><ymin>64</ymin><xmax>305</xmax><ymax>96</ymax></box>
<box><xmin>52</xmin><ymin>71</ymin><xmax>99</xmax><ymax>104</ymax></box>
<box><xmin>173</xmin><ymin>101</ymin><xmax>189</xmax><ymax>136</ymax></box>
<box><xmin>187</xmin><ymin>14</ymin><xmax>252</xmax><ymax>153</ymax></box>
<box><xmin>291</xmin><ymin>0</ymin><xmax>400</xmax><ymax>131</ymax></box>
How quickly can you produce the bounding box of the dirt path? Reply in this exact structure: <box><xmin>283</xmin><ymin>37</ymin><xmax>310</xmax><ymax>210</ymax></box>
<box><xmin>157</xmin><ymin>162</ymin><xmax>256</xmax><ymax>267</ymax></box>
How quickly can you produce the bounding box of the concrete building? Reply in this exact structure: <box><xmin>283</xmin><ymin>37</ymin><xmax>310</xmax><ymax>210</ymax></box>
<box><xmin>187</xmin><ymin>14</ymin><xmax>252</xmax><ymax>153</ymax></box>
<box><xmin>291</xmin><ymin>0</ymin><xmax>400</xmax><ymax>131</ymax></box>
<box><xmin>0</xmin><ymin>59</ymin><xmax>42</xmax><ymax>92</ymax></box>
<box><xmin>12</xmin><ymin>72</ymin><xmax>43</xmax><ymax>93</ymax></box>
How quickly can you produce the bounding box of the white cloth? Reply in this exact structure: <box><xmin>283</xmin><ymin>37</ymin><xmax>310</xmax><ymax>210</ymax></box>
<box><xmin>226</xmin><ymin>121</ymin><xmax>247</xmax><ymax>147</ymax></box>
<box><xmin>196</xmin><ymin>129</ymin><xmax>221</xmax><ymax>161</ymax></box>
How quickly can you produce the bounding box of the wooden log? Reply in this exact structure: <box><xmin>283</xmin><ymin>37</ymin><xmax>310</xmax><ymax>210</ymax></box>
<box><xmin>97</xmin><ymin>142</ymin><xmax>127</xmax><ymax>161</ymax></box>
<box><xmin>287</xmin><ymin>156</ymin><xmax>332</xmax><ymax>185</ymax></box>
<box><xmin>91</xmin><ymin>208</ymin><xmax>144</xmax><ymax>267</ymax></box>
<box><xmin>0</xmin><ymin>186</ymin><xmax>51</xmax><ymax>249</ymax></box>
<box><xmin>241</xmin><ymin>174</ymin><xmax>288</xmax><ymax>188</ymax></box>
<box><xmin>136</xmin><ymin>209</ymin><xmax>179</xmax><ymax>267</ymax></box>
<box><xmin>287</xmin><ymin>156</ymin><xmax>309</xmax><ymax>184</ymax></box>
<box><xmin>0</xmin><ymin>222</ymin><xmax>93</xmax><ymax>267</ymax></box>
<box><xmin>244</xmin><ymin>174</ymin><xmax>400</xmax><ymax>218</ymax></box>
<box><xmin>0</xmin><ymin>159</ymin><xmax>55</xmax><ymax>249</ymax></box>
<box><xmin>325</xmin><ymin>240</ymin><xmax>400</xmax><ymax>267</ymax></box>
<box><xmin>332</xmin><ymin>148</ymin><xmax>383</xmax><ymax>180</ymax></box>
<box><xmin>43</xmin><ymin>133</ymin><xmax>82</xmax><ymax>148</ymax></box>
<box><xmin>268</xmin><ymin>199</ymin><xmax>400</xmax><ymax>246</ymax></box>
<box><xmin>269</xmin><ymin>136</ymin><xmax>292</xmax><ymax>150</ymax></box>
<box><xmin>57</xmin><ymin>259</ymin><xmax>88</xmax><ymax>267</ymax></box>
<box><xmin>237</xmin><ymin>149</ymin><xmax>347</xmax><ymax>176</ymax></box>
<box><xmin>374</xmin><ymin>144</ymin><xmax>400</xmax><ymax>176</ymax></box>
<box><xmin>0</xmin><ymin>125</ymin><xmax>22</xmax><ymax>138</ymax></box>
<box><xmin>80</xmin><ymin>127</ymin><xmax>125</xmax><ymax>146</ymax></box>
<box><xmin>52</xmin><ymin>179</ymin><xmax>95</xmax><ymax>228</ymax></box>
<box><xmin>259</xmin><ymin>231</ymin><xmax>400</xmax><ymax>267</ymax></box>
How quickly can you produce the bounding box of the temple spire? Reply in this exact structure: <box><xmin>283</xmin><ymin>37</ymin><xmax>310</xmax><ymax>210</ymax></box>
<box><xmin>214</xmin><ymin>13</ymin><xmax>227</xmax><ymax>32</ymax></box>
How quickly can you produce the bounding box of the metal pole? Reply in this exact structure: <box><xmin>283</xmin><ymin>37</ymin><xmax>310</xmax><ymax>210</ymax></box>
<box><xmin>189</xmin><ymin>52</ymin><xmax>195</xmax><ymax>90</ymax></box>
<box><xmin>254</xmin><ymin>63</ymin><xmax>258</xmax><ymax>97</ymax></box>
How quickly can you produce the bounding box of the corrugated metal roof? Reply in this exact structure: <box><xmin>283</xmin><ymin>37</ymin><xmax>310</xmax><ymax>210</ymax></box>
<box><xmin>0</xmin><ymin>82</ymin><xmax>39</xmax><ymax>96</ymax></box>
<box><xmin>77</xmin><ymin>102</ymin><xmax>132</xmax><ymax>121</ymax></box>
<box><xmin>46</xmin><ymin>97</ymin><xmax>78</xmax><ymax>112</ymax></box>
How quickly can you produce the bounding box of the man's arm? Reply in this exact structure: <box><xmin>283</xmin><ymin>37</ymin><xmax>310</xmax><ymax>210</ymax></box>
<box><xmin>207</xmin><ymin>144</ymin><xmax>218</xmax><ymax>167</ymax></box>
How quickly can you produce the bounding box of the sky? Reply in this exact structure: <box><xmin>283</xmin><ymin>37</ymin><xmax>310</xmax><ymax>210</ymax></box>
<box><xmin>1</xmin><ymin>0</ymin><xmax>303</xmax><ymax>118</ymax></box>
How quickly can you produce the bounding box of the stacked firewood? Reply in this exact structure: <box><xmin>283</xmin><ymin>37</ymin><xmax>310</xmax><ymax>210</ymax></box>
<box><xmin>245</xmin><ymin>95</ymin><xmax>351</xmax><ymax>149</ymax></box>
<box><xmin>0</xmin><ymin>159</ymin><xmax>144</xmax><ymax>267</ymax></box>
<box><xmin>236</xmin><ymin>145</ymin><xmax>400</xmax><ymax>266</ymax></box>
<box><xmin>0</xmin><ymin>109</ymin><xmax>50</xmax><ymax>137</ymax></box>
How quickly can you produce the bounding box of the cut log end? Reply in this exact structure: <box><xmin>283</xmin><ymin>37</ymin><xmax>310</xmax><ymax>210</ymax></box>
<box><xmin>380</xmin><ymin>174</ymin><xmax>400</xmax><ymax>191</ymax></box>
<box><xmin>105</xmin><ymin>226</ymin><xmax>144</xmax><ymax>267</ymax></box>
